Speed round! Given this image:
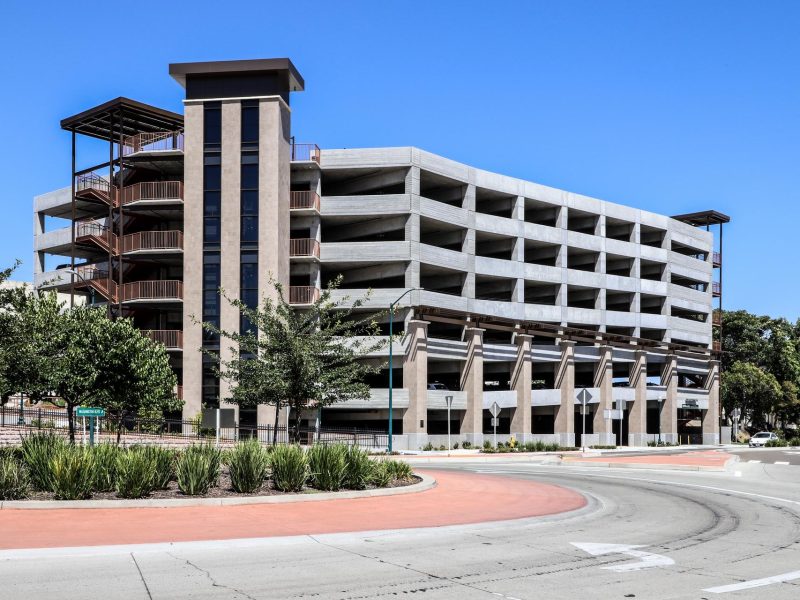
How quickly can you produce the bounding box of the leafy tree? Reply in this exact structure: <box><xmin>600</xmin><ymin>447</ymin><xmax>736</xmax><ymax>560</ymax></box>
<box><xmin>201</xmin><ymin>278</ymin><xmax>386</xmax><ymax>444</ymax></box>
<box><xmin>721</xmin><ymin>361</ymin><xmax>782</xmax><ymax>429</ymax></box>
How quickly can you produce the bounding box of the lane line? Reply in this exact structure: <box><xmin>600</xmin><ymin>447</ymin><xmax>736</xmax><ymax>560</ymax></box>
<box><xmin>748</xmin><ymin>460</ymin><xmax>761</xmax><ymax>464</ymax></box>
<box><xmin>774</xmin><ymin>461</ymin><xmax>789</xmax><ymax>465</ymax></box>
<box><xmin>704</xmin><ymin>570</ymin><xmax>800</xmax><ymax>593</ymax></box>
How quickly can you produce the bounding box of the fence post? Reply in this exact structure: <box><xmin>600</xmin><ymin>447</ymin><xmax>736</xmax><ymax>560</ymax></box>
<box><xmin>37</xmin><ymin>407</ymin><xmax>42</xmax><ymax>430</ymax></box>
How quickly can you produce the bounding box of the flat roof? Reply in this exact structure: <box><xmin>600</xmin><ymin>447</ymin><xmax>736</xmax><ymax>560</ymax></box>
<box><xmin>671</xmin><ymin>210</ymin><xmax>731</xmax><ymax>226</ymax></box>
<box><xmin>169</xmin><ymin>58</ymin><xmax>304</xmax><ymax>91</ymax></box>
<box><xmin>61</xmin><ymin>97</ymin><xmax>184</xmax><ymax>142</ymax></box>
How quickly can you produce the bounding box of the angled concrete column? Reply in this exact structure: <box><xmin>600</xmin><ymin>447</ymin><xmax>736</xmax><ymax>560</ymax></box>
<box><xmin>460</xmin><ymin>327</ymin><xmax>485</xmax><ymax>446</ymax></box>
<box><xmin>592</xmin><ymin>345</ymin><xmax>615</xmax><ymax>445</ymax></box>
<box><xmin>628</xmin><ymin>350</ymin><xmax>648</xmax><ymax>446</ymax></box>
<box><xmin>510</xmin><ymin>333</ymin><xmax>532</xmax><ymax>442</ymax></box>
<box><xmin>703</xmin><ymin>360</ymin><xmax>720</xmax><ymax>445</ymax></box>
<box><xmin>660</xmin><ymin>354</ymin><xmax>678</xmax><ymax>444</ymax></box>
<box><xmin>554</xmin><ymin>340</ymin><xmax>576</xmax><ymax>447</ymax></box>
<box><xmin>402</xmin><ymin>320</ymin><xmax>429</xmax><ymax>449</ymax></box>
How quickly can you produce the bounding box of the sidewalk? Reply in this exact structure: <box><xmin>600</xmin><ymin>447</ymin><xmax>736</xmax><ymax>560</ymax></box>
<box><xmin>0</xmin><ymin>470</ymin><xmax>586</xmax><ymax>551</ymax></box>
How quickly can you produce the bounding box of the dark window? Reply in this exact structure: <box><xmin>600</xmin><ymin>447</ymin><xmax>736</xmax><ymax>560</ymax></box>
<box><xmin>242</xmin><ymin>102</ymin><xmax>259</xmax><ymax>146</ymax></box>
<box><xmin>204</xmin><ymin>103</ymin><xmax>221</xmax><ymax>150</ymax></box>
<box><xmin>240</xmin><ymin>250</ymin><xmax>258</xmax><ymax>334</ymax></box>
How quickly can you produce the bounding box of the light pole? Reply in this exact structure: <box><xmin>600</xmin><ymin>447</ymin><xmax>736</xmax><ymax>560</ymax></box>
<box><xmin>658</xmin><ymin>397</ymin><xmax>664</xmax><ymax>445</ymax></box>
<box><xmin>63</xmin><ymin>268</ymin><xmax>96</xmax><ymax>307</ymax></box>
<box><xmin>388</xmin><ymin>288</ymin><xmax>421</xmax><ymax>453</ymax></box>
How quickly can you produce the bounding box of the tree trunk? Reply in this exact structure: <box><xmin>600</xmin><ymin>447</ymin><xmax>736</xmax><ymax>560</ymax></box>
<box><xmin>116</xmin><ymin>412</ymin><xmax>124</xmax><ymax>445</ymax></box>
<box><xmin>66</xmin><ymin>400</ymin><xmax>75</xmax><ymax>444</ymax></box>
<box><xmin>293</xmin><ymin>404</ymin><xmax>303</xmax><ymax>445</ymax></box>
<box><xmin>272</xmin><ymin>402</ymin><xmax>280</xmax><ymax>446</ymax></box>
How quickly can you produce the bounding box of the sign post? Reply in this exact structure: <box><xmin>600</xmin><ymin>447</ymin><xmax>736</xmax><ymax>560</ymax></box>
<box><xmin>445</xmin><ymin>395</ymin><xmax>453</xmax><ymax>456</ymax></box>
<box><xmin>76</xmin><ymin>407</ymin><xmax>105</xmax><ymax>447</ymax></box>
<box><xmin>577</xmin><ymin>389</ymin><xmax>592</xmax><ymax>452</ymax></box>
<box><xmin>489</xmin><ymin>401</ymin><xmax>501</xmax><ymax>448</ymax></box>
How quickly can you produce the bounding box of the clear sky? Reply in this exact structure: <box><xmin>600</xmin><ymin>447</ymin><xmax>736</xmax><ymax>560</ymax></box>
<box><xmin>1</xmin><ymin>0</ymin><xmax>797</xmax><ymax>319</ymax></box>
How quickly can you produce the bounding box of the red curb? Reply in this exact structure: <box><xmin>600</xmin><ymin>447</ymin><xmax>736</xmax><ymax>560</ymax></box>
<box><xmin>0</xmin><ymin>470</ymin><xmax>585</xmax><ymax>550</ymax></box>
<box><xmin>563</xmin><ymin>450</ymin><xmax>730</xmax><ymax>468</ymax></box>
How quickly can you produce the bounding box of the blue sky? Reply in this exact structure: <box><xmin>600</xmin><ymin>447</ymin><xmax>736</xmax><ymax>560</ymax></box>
<box><xmin>1</xmin><ymin>0</ymin><xmax>797</xmax><ymax>319</ymax></box>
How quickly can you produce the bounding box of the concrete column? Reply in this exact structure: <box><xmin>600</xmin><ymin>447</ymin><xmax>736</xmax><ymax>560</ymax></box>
<box><xmin>628</xmin><ymin>350</ymin><xmax>648</xmax><ymax>446</ymax></box>
<box><xmin>703</xmin><ymin>360</ymin><xmax>720</xmax><ymax>445</ymax></box>
<box><xmin>460</xmin><ymin>327</ymin><xmax>485</xmax><ymax>446</ymax></box>
<box><xmin>405</xmin><ymin>166</ymin><xmax>420</xmax><ymax>196</ymax></box>
<box><xmin>554</xmin><ymin>340</ymin><xmax>575</xmax><ymax>447</ymax></box>
<box><xmin>181</xmin><ymin>102</ymin><xmax>204</xmax><ymax>423</ymax></box>
<box><xmin>510</xmin><ymin>333</ymin><xmax>532</xmax><ymax>442</ymax></box>
<box><xmin>33</xmin><ymin>213</ymin><xmax>45</xmax><ymax>277</ymax></box>
<box><xmin>402</xmin><ymin>320</ymin><xmax>429</xmax><ymax>448</ymax></box>
<box><xmin>660</xmin><ymin>354</ymin><xmax>678</xmax><ymax>443</ymax></box>
<box><xmin>592</xmin><ymin>345</ymin><xmax>615</xmax><ymax>445</ymax></box>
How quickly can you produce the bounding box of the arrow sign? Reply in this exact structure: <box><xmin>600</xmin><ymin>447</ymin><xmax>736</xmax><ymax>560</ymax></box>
<box><xmin>577</xmin><ymin>389</ymin><xmax>592</xmax><ymax>405</ymax></box>
<box><xmin>489</xmin><ymin>402</ymin><xmax>501</xmax><ymax>418</ymax></box>
<box><xmin>571</xmin><ymin>542</ymin><xmax>674</xmax><ymax>572</ymax></box>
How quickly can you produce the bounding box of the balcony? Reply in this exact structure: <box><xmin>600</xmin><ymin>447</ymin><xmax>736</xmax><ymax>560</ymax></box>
<box><xmin>712</xmin><ymin>340</ymin><xmax>721</xmax><ymax>353</ymax></box>
<box><xmin>289</xmin><ymin>238</ymin><xmax>320</xmax><ymax>259</ymax></box>
<box><xmin>290</xmin><ymin>191</ymin><xmax>320</xmax><ymax>212</ymax></box>
<box><xmin>121</xmin><ymin>280</ymin><xmax>183</xmax><ymax>303</ymax></box>
<box><xmin>142</xmin><ymin>329</ymin><xmax>183</xmax><ymax>350</ymax></box>
<box><xmin>122</xmin><ymin>231</ymin><xmax>184</xmax><ymax>254</ymax></box>
<box><xmin>712</xmin><ymin>281</ymin><xmax>721</xmax><ymax>297</ymax></box>
<box><xmin>291</xmin><ymin>143</ymin><xmax>320</xmax><ymax>163</ymax></box>
<box><xmin>122</xmin><ymin>131</ymin><xmax>184</xmax><ymax>156</ymax></box>
<box><xmin>712</xmin><ymin>251</ymin><xmax>722</xmax><ymax>268</ymax></box>
<box><xmin>120</xmin><ymin>181</ymin><xmax>183</xmax><ymax>206</ymax></box>
<box><xmin>712</xmin><ymin>312</ymin><xmax>722</xmax><ymax>326</ymax></box>
<box><xmin>75</xmin><ymin>221</ymin><xmax>118</xmax><ymax>254</ymax></box>
<box><xmin>75</xmin><ymin>173</ymin><xmax>114</xmax><ymax>206</ymax></box>
<box><xmin>73</xmin><ymin>266</ymin><xmax>118</xmax><ymax>302</ymax></box>
<box><xmin>289</xmin><ymin>286</ymin><xmax>320</xmax><ymax>305</ymax></box>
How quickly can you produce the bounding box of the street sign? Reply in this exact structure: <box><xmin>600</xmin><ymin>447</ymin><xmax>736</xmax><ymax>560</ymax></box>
<box><xmin>577</xmin><ymin>389</ymin><xmax>593</xmax><ymax>404</ymax></box>
<box><xmin>604</xmin><ymin>409</ymin><xmax>623</xmax><ymax>420</ymax></box>
<box><xmin>489</xmin><ymin>402</ymin><xmax>501</xmax><ymax>418</ymax></box>
<box><xmin>491</xmin><ymin>417</ymin><xmax>499</xmax><ymax>427</ymax></box>
<box><xmin>76</xmin><ymin>407</ymin><xmax>105</xmax><ymax>418</ymax></box>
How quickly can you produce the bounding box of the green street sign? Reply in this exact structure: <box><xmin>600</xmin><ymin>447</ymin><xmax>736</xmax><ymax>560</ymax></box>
<box><xmin>76</xmin><ymin>407</ymin><xmax>105</xmax><ymax>418</ymax></box>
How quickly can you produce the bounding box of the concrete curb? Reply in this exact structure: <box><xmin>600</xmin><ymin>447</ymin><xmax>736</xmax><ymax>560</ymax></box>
<box><xmin>559</xmin><ymin>460</ymin><xmax>732</xmax><ymax>472</ymax></box>
<box><xmin>0</xmin><ymin>473</ymin><xmax>436</xmax><ymax>510</ymax></box>
<box><xmin>404</xmin><ymin>454</ymin><xmax>562</xmax><ymax>464</ymax></box>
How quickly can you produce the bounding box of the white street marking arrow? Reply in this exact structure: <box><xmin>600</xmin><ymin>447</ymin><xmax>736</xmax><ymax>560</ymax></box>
<box><xmin>571</xmin><ymin>542</ymin><xmax>675</xmax><ymax>572</ymax></box>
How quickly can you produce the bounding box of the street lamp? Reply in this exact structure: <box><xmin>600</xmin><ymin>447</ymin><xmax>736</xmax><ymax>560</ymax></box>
<box><xmin>388</xmin><ymin>288</ymin><xmax>421</xmax><ymax>453</ymax></box>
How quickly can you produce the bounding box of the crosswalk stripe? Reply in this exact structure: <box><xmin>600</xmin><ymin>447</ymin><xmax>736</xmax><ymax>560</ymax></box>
<box><xmin>748</xmin><ymin>460</ymin><xmax>761</xmax><ymax>464</ymax></box>
<box><xmin>774</xmin><ymin>461</ymin><xmax>790</xmax><ymax>465</ymax></box>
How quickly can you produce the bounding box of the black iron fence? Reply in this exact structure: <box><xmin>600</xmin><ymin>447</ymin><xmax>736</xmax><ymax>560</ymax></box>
<box><xmin>0</xmin><ymin>405</ymin><xmax>389</xmax><ymax>448</ymax></box>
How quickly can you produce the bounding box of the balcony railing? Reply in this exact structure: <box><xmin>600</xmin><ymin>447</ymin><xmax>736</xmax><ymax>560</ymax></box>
<box><xmin>123</xmin><ymin>231</ymin><xmax>184</xmax><ymax>253</ymax></box>
<box><xmin>121</xmin><ymin>280</ymin><xmax>184</xmax><ymax>302</ymax></box>
<box><xmin>76</xmin><ymin>222</ymin><xmax>118</xmax><ymax>253</ymax></box>
<box><xmin>712</xmin><ymin>251</ymin><xmax>722</xmax><ymax>267</ymax></box>
<box><xmin>289</xmin><ymin>286</ymin><xmax>320</xmax><ymax>305</ymax></box>
<box><xmin>291</xmin><ymin>143</ymin><xmax>320</xmax><ymax>163</ymax></box>
<box><xmin>142</xmin><ymin>329</ymin><xmax>183</xmax><ymax>350</ymax></box>
<box><xmin>75</xmin><ymin>173</ymin><xmax>114</xmax><ymax>205</ymax></box>
<box><xmin>290</xmin><ymin>238</ymin><xmax>320</xmax><ymax>258</ymax></box>
<box><xmin>290</xmin><ymin>191</ymin><xmax>321</xmax><ymax>211</ymax></box>
<box><xmin>712</xmin><ymin>312</ymin><xmax>722</xmax><ymax>326</ymax></box>
<box><xmin>122</xmin><ymin>131</ymin><xmax>184</xmax><ymax>156</ymax></box>
<box><xmin>176</xmin><ymin>385</ymin><xmax>183</xmax><ymax>400</ymax></box>
<box><xmin>712</xmin><ymin>281</ymin><xmax>721</xmax><ymax>296</ymax></box>
<box><xmin>712</xmin><ymin>340</ymin><xmax>721</xmax><ymax>353</ymax></box>
<box><xmin>120</xmin><ymin>181</ymin><xmax>183</xmax><ymax>206</ymax></box>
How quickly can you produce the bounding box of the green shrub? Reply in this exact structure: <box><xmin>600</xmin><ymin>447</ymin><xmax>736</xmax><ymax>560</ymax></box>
<box><xmin>590</xmin><ymin>445</ymin><xmax>617</xmax><ymax>450</ymax></box>
<box><xmin>137</xmin><ymin>445</ymin><xmax>175</xmax><ymax>490</ymax></box>
<box><xmin>49</xmin><ymin>445</ymin><xmax>95</xmax><ymax>500</ymax></box>
<box><xmin>369</xmin><ymin>460</ymin><xmax>392</xmax><ymax>488</ymax></box>
<box><xmin>90</xmin><ymin>443</ymin><xmax>121</xmax><ymax>492</ymax></box>
<box><xmin>766</xmin><ymin>438</ymin><xmax>789</xmax><ymax>447</ymax></box>
<box><xmin>462</xmin><ymin>441</ymin><xmax>472</xmax><ymax>450</ymax></box>
<box><xmin>422</xmin><ymin>442</ymin><xmax>434</xmax><ymax>451</ymax></box>
<box><xmin>0</xmin><ymin>446</ymin><xmax>22</xmax><ymax>461</ymax></box>
<box><xmin>227</xmin><ymin>439</ymin><xmax>270</xmax><ymax>493</ymax></box>
<box><xmin>482</xmin><ymin>440</ymin><xmax>493</xmax><ymax>451</ymax></box>
<box><xmin>788</xmin><ymin>437</ymin><xmax>800</xmax><ymax>447</ymax></box>
<box><xmin>176</xmin><ymin>444</ymin><xmax>221</xmax><ymax>496</ymax></box>
<box><xmin>115</xmin><ymin>449</ymin><xmax>157</xmax><ymax>499</ymax></box>
<box><xmin>343</xmin><ymin>445</ymin><xmax>373</xmax><ymax>490</ymax></box>
<box><xmin>21</xmin><ymin>431</ymin><xmax>66</xmax><ymax>491</ymax></box>
<box><xmin>382</xmin><ymin>459</ymin><xmax>413</xmax><ymax>482</ymax></box>
<box><xmin>453</xmin><ymin>442</ymin><xmax>459</xmax><ymax>450</ymax></box>
<box><xmin>308</xmin><ymin>443</ymin><xmax>347</xmax><ymax>491</ymax></box>
<box><xmin>270</xmin><ymin>445</ymin><xmax>308</xmax><ymax>492</ymax></box>
<box><xmin>0</xmin><ymin>456</ymin><xmax>29</xmax><ymax>500</ymax></box>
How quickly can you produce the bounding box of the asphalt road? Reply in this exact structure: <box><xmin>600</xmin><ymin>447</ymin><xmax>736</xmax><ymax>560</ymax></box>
<box><xmin>727</xmin><ymin>446</ymin><xmax>800</xmax><ymax>466</ymax></box>
<box><xmin>1</xmin><ymin>460</ymin><xmax>799</xmax><ymax>599</ymax></box>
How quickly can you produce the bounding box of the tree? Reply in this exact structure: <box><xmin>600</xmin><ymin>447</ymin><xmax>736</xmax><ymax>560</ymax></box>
<box><xmin>721</xmin><ymin>361</ymin><xmax>782</xmax><ymax>429</ymax></box>
<box><xmin>202</xmin><ymin>278</ymin><xmax>386</xmax><ymax>444</ymax></box>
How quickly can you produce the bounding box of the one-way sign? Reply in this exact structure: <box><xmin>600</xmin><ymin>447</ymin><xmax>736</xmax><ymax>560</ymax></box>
<box><xmin>577</xmin><ymin>389</ymin><xmax>593</xmax><ymax>404</ymax></box>
<box><xmin>489</xmin><ymin>401</ymin><xmax>501</xmax><ymax>418</ymax></box>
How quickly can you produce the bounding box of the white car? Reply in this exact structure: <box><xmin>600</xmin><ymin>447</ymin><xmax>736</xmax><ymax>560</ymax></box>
<box><xmin>749</xmin><ymin>432</ymin><xmax>779</xmax><ymax>447</ymax></box>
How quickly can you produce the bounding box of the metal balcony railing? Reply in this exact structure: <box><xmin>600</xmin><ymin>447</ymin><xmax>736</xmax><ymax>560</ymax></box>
<box><xmin>712</xmin><ymin>312</ymin><xmax>722</xmax><ymax>326</ymax></box>
<box><xmin>121</xmin><ymin>280</ymin><xmax>183</xmax><ymax>302</ymax></box>
<box><xmin>176</xmin><ymin>385</ymin><xmax>183</xmax><ymax>400</ymax></box>
<box><xmin>289</xmin><ymin>238</ymin><xmax>320</xmax><ymax>258</ymax></box>
<box><xmin>712</xmin><ymin>281</ymin><xmax>721</xmax><ymax>296</ymax></box>
<box><xmin>121</xmin><ymin>131</ymin><xmax>184</xmax><ymax>156</ymax></box>
<box><xmin>122</xmin><ymin>231</ymin><xmax>184</xmax><ymax>253</ymax></box>
<box><xmin>120</xmin><ymin>181</ymin><xmax>183</xmax><ymax>205</ymax></box>
<box><xmin>712</xmin><ymin>340</ymin><xmax>721</xmax><ymax>353</ymax></box>
<box><xmin>290</xmin><ymin>191</ymin><xmax>321</xmax><ymax>211</ymax></box>
<box><xmin>291</xmin><ymin>143</ymin><xmax>320</xmax><ymax>162</ymax></box>
<box><xmin>289</xmin><ymin>286</ymin><xmax>320</xmax><ymax>305</ymax></box>
<box><xmin>712</xmin><ymin>251</ymin><xmax>722</xmax><ymax>267</ymax></box>
<box><xmin>75</xmin><ymin>173</ymin><xmax>114</xmax><ymax>205</ymax></box>
<box><xmin>142</xmin><ymin>329</ymin><xmax>183</xmax><ymax>350</ymax></box>
<box><xmin>72</xmin><ymin>266</ymin><xmax>118</xmax><ymax>302</ymax></box>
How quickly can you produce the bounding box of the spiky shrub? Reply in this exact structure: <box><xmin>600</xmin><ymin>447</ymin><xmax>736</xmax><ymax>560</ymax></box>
<box><xmin>270</xmin><ymin>444</ymin><xmax>308</xmax><ymax>492</ymax></box>
<box><xmin>381</xmin><ymin>459</ymin><xmax>413</xmax><ymax>482</ymax></box>
<box><xmin>176</xmin><ymin>444</ymin><xmax>221</xmax><ymax>496</ymax></box>
<box><xmin>49</xmin><ymin>445</ymin><xmax>95</xmax><ymax>500</ymax></box>
<box><xmin>90</xmin><ymin>443</ymin><xmax>121</xmax><ymax>492</ymax></box>
<box><xmin>368</xmin><ymin>460</ymin><xmax>392</xmax><ymax>488</ymax></box>
<box><xmin>115</xmin><ymin>448</ymin><xmax>157</xmax><ymax>499</ymax></box>
<box><xmin>20</xmin><ymin>431</ymin><xmax>66</xmax><ymax>492</ymax></box>
<box><xmin>308</xmin><ymin>443</ymin><xmax>347</xmax><ymax>491</ymax></box>
<box><xmin>136</xmin><ymin>445</ymin><xmax>175</xmax><ymax>490</ymax></box>
<box><xmin>227</xmin><ymin>439</ymin><xmax>270</xmax><ymax>493</ymax></box>
<box><xmin>343</xmin><ymin>445</ymin><xmax>373</xmax><ymax>490</ymax></box>
<box><xmin>0</xmin><ymin>456</ymin><xmax>29</xmax><ymax>500</ymax></box>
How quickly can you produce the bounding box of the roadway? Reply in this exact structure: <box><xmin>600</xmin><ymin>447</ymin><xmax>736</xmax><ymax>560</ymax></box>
<box><xmin>727</xmin><ymin>446</ymin><xmax>800</xmax><ymax>466</ymax></box>
<box><xmin>1</xmin><ymin>458</ymin><xmax>799</xmax><ymax>599</ymax></box>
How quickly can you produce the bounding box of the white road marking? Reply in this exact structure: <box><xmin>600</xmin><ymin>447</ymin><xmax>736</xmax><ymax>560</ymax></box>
<box><xmin>747</xmin><ymin>460</ymin><xmax>761</xmax><ymax>463</ymax></box>
<box><xmin>774</xmin><ymin>461</ymin><xmax>790</xmax><ymax>465</ymax></box>
<box><xmin>734</xmin><ymin>471</ymin><xmax>742</xmax><ymax>477</ymax></box>
<box><xmin>571</xmin><ymin>542</ymin><xmax>674</xmax><ymax>572</ymax></box>
<box><xmin>704</xmin><ymin>570</ymin><xmax>800</xmax><ymax>593</ymax></box>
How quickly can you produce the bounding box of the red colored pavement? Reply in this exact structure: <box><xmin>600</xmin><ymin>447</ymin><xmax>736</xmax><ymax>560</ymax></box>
<box><xmin>563</xmin><ymin>450</ymin><xmax>731</xmax><ymax>468</ymax></box>
<box><xmin>0</xmin><ymin>470</ymin><xmax>585</xmax><ymax>550</ymax></box>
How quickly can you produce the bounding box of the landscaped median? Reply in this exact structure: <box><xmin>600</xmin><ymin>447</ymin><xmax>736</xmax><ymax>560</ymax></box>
<box><xmin>0</xmin><ymin>432</ymin><xmax>418</xmax><ymax>505</ymax></box>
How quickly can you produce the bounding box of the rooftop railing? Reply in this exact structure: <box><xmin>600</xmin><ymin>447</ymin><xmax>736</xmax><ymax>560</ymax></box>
<box><xmin>289</xmin><ymin>238</ymin><xmax>320</xmax><ymax>258</ymax></box>
<box><xmin>290</xmin><ymin>191</ymin><xmax>321</xmax><ymax>211</ymax></box>
<box><xmin>120</xmin><ymin>181</ymin><xmax>183</xmax><ymax>205</ymax></box>
<box><xmin>122</xmin><ymin>131</ymin><xmax>184</xmax><ymax>156</ymax></box>
<box><xmin>122</xmin><ymin>230</ymin><xmax>184</xmax><ymax>253</ymax></box>
<box><xmin>291</xmin><ymin>143</ymin><xmax>320</xmax><ymax>163</ymax></box>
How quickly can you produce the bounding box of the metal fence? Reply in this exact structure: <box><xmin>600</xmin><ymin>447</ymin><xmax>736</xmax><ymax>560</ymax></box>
<box><xmin>0</xmin><ymin>405</ymin><xmax>389</xmax><ymax>449</ymax></box>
